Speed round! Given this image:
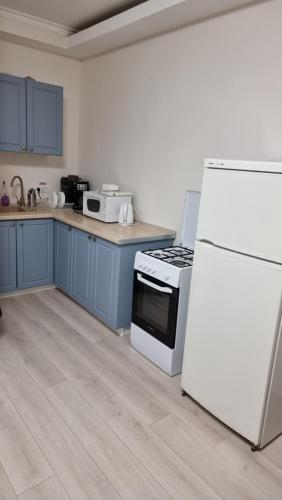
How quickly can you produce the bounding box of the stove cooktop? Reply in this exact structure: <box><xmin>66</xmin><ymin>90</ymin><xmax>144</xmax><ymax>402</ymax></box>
<box><xmin>143</xmin><ymin>246</ymin><xmax>194</xmax><ymax>268</ymax></box>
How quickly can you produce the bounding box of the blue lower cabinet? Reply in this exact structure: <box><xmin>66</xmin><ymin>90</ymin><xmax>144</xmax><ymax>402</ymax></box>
<box><xmin>17</xmin><ymin>219</ymin><xmax>53</xmax><ymax>289</ymax></box>
<box><xmin>1</xmin><ymin>218</ymin><xmax>173</xmax><ymax>331</ymax></box>
<box><xmin>0</xmin><ymin>221</ymin><xmax>17</xmax><ymax>293</ymax></box>
<box><xmin>91</xmin><ymin>237</ymin><xmax>174</xmax><ymax>331</ymax></box>
<box><xmin>91</xmin><ymin>238</ymin><xmax>118</xmax><ymax>328</ymax></box>
<box><xmin>54</xmin><ymin>221</ymin><xmax>72</xmax><ymax>295</ymax></box>
<box><xmin>71</xmin><ymin>228</ymin><xmax>94</xmax><ymax>310</ymax></box>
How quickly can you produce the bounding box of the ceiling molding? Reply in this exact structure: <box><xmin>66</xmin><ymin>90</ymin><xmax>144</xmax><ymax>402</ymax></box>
<box><xmin>0</xmin><ymin>5</ymin><xmax>76</xmax><ymax>36</ymax></box>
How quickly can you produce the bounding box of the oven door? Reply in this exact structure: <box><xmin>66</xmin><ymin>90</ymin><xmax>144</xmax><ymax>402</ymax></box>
<box><xmin>132</xmin><ymin>270</ymin><xmax>179</xmax><ymax>349</ymax></box>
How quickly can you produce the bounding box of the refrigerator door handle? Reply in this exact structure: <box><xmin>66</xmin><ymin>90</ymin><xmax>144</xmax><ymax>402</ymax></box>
<box><xmin>199</xmin><ymin>239</ymin><xmax>214</xmax><ymax>245</ymax></box>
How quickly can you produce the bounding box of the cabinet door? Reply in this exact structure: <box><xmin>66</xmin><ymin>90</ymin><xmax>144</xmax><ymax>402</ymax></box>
<box><xmin>0</xmin><ymin>74</ymin><xmax>26</xmax><ymax>153</ymax></box>
<box><xmin>0</xmin><ymin>221</ymin><xmax>17</xmax><ymax>293</ymax></box>
<box><xmin>54</xmin><ymin>221</ymin><xmax>72</xmax><ymax>295</ymax></box>
<box><xmin>26</xmin><ymin>79</ymin><xmax>63</xmax><ymax>155</ymax></box>
<box><xmin>71</xmin><ymin>228</ymin><xmax>94</xmax><ymax>310</ymax></box>
<box><xmin>92</xmin><ymin>238</ymin><xmax>118</xmax><ymax>328</ymax></box>
<box><xmin>17</xmin><ymin>219</ymin><xmax>53</xmax><ymax>289</ymax></box>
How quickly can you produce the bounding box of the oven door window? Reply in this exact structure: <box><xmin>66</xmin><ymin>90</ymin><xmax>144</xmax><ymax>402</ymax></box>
<box><xmin>87</xmin><ymin>199</ymin><xmax>100</xmax><ymax>212</ymax></box>
<box><xmin>132</xmin><ymin>271</ymin><xmax>179</xmax><ymax>349</ymax></box>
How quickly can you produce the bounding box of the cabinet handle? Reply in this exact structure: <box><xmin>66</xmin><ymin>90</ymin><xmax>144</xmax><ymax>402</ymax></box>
<box><xmin>21</xmin><ymin>145</ymin><xmax>27</xmax><ymax>151</ymax></box>
<box><xmin>10</xmin><ymin>221</ymin><xmax>15</xmax><ymax>227</ymax></box>
<box><xmin>88</xmin><ymin>234</ymin><xmax>92</xmax><ymax>240</ymax></box>
<box><xmin>92</xmin><ymin>236</ymin><xmax>96</xmax><ymax>241</ymax></box>
<box><xmin>28</xmin><ymin>147</ymin><xmax>34</xmax><ymax>152</ymax></box>
<box><xmin>19</xmin><ymin>222</ymin><xmax>23</xmax><ymax>226</ymax></box>
<box><xmin>68</xmin><ymin>226</ymin><xmax>72</xmax><ymax>232</ymax></box>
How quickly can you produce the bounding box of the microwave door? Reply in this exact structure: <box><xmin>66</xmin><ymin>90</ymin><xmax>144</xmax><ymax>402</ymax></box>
<box><xmin>87</xmin><ymin>198</ymin><xmax>100</xmax><ymax>212</ymax></box>
<box><xmin>132</xmin><ymin>271</ymin><xmax>179</xmax><ymax>349</ymax></box>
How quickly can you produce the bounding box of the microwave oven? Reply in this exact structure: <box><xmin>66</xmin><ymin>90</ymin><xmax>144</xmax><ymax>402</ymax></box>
<box><xmin>83</xmin><ymin>190</ymin><xmax>133</xmax><ymax>223</ymax></box>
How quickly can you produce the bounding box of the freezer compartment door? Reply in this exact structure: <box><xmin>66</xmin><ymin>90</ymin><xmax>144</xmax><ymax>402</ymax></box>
<box><xmin>197</xmin><ymin>168</ymin><xmax>282</xmax><ymax>263</ymax></box>
<box><xmin>181</xmin><ymin>241</ymin><xmax>282</xmax><ymax>445</ymax></box>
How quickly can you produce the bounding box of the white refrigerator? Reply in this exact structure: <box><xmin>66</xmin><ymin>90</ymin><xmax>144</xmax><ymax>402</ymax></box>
<box><xmin>181</xmin><ymin>159</ymin><xmax>282</xmax><ymax>449</ymax></box>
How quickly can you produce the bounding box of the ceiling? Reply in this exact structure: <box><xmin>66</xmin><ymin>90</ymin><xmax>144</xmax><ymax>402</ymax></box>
<box><xmin>0</xmin><ymin>0</ymin><xmax>147</xmax><ymax>30</ymax></box>
<box><xmin>0</xmin><ymin>0</ymin><xmax>268</xmax><ymax>59</ymax></box>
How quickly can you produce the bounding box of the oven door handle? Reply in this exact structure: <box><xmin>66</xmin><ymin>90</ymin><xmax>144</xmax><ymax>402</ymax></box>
<box><xmin>137</xmin><ymin>273</ymin><xmax>173</xmax><ymax>294</ymax></box>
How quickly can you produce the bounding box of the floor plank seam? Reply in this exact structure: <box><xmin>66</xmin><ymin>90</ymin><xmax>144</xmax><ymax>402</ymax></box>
<box><xmin>1</xmin><ymin>311</ymin><xmax>67</xmax><ymax>393</ymax></box>
<box><xmin>90</xmin><ymin>395</ymin><xmax>174</xmax><ymax>499</ymax></box>
<box><xmin>42</xmin><ymin>386</ymin><xmax>123</xmax><ymax>500</ymax></box>
<box><xmin>0</xmin><ymin>456</ymin><xmax>18</xmax><ymax>499</ymax></box>
<box><xmin>95</xmin><ymin>337</ymin><xmax>229</xmax><ymax>450</ymax></box>
<box><xmin>15</xmin><ymin>474</ymin><xmax>57</xmax><ymax>498</ymax></box>
<box><xmin>0</xmin><ymin>378</ymin><xmax>57</xmax><ymax>493</ymax></box>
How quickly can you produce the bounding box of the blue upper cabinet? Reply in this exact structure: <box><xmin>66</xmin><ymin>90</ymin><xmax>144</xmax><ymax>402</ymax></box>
<box><xmin>17</xmin><ymin>219</ymin><xmax>54</xmax><ymax>289</ymax></box>
<box><xmin>0</xmin><ymin>74</ymin><xmax>26</xmax><ymax>153</ymax></box>
<box><xmin>26</xmin><ymin>79</ymin><xmax>63</xmax><ymax>156</ymax></box>
<box><xmin>0</xmin><ymin>74</ymin><xmax>63</xmax><ymax>155</ymax></box>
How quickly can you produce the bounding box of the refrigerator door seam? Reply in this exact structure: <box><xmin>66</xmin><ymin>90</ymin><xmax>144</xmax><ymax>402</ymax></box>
<box><xmin>206</xmin><ymin>168</ymin><xmax>282</xmax><ymax>174</ymax></box>
<box><xmin>197</xmin><ymin>240</ymin><xmax>282</xmax><ymax>266</ymax></box>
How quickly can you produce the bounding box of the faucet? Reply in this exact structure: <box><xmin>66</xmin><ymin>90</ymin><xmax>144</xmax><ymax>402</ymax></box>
<box><xmin>10</xmin><ymin>176</ymin><xmax>26</xmax><ymax>211</ymax></box>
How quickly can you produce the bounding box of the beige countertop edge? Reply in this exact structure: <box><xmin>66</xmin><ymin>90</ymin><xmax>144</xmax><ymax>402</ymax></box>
<box><xmin>0</xmin><ymin>209</ymin><xmax>176</xmax><ymax>245</ymax></box>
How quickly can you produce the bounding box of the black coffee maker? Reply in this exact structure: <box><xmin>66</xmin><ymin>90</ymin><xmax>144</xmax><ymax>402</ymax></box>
<box><xmin>60</xmin><ymin>176</ymin><xmax>90</xmax><ymax>213</ymax></box>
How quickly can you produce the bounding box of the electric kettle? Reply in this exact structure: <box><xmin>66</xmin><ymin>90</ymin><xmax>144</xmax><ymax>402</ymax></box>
<box><xmin>118</xmin><ymin>201</ymin><xmax>134</xmax><ymax>225</ymax></box>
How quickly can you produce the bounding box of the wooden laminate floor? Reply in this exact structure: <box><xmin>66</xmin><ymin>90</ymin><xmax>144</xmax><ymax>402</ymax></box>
<box><xmin>0</xmin><ymin>289</ymin><xmax>281</xmax><ymax>499</ymax></box>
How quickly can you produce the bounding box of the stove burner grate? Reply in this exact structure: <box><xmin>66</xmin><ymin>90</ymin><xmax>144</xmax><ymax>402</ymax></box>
<box><xmin>143</xmin><ymin>245</ymin><xmax>194</xmax><ymax>267</ymax></box>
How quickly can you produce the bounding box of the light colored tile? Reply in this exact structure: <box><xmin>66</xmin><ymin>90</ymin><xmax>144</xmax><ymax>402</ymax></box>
<box><xmin>39</xmin><ymin>289</ymin><xmax>107</xmax><ymax>343</ymax></box>
<box><xmin>95</xmin><ymin>397</ymin><xmax>221</xmax><ymax>500</ymax></box>
<box><xmin>153</xmin><ymin>414</ymin><xmax>266</xmax><ymax>500</ymax></box>
<box><xmin>19</xmin><ymin>477</ymin><xmax>70</xmax><ymax>500</ymax></box>
<box><xmin>0</xmin><ymin>463</ymin><xmax>17</xmax><ymax>500</ymax></box>
<box><xmin>216</xmin><ymin>436</ymin><xmax>282</xmax><ymax>499</ymax></box>
<box><xmin>0</xmin><ymin>313</ymin><xmax>65</xmax><ymax>389</ymax></box>
<box><xmin>98</xmin><ymin>332</ymin><xmax>229</xmax><ymax>446</ymax></box>
<box><xmin>0</xmin><ymin>367</ymin><xmax>120</xmax><ymax>500</ymax></box>
<box><xmin>3</xmin><ymin>297</ymin><xmax>113</xmax><ymax>406</ymax></box>
<box><xmin>0</xmin><ymin>384</ymin><xmax>53</xmax><ymax>495</ymax></box>
<box><xmin>45</xmin><ymin>380</ymin><xmax>170</xmax><ymax>500</ymax></box>
<box><xmin>0</xmin><ymin>289</ymin><xmax>281</xmax><ymax>500</ymax></box>
<box><xmin>20</xmin><ymin>293</ymin><xmax>169</xmax><ymax>425</ymax></box>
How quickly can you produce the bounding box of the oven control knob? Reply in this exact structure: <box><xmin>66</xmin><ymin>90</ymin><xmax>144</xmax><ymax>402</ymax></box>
<box><xmin>138</xmin><ymin>264</ymin><xmax>142</xmax><ymax>269</ymax></box>
<box><xmin>165</xmin><ymin>275</ymin><xmax>170</xmax><ymax>281</ymax></box>
<box><xmin>143</xmin><ymin>266</ymin><xmax>147</xmax><ymax>271</ymax></box>
<box><xmin>147</xmin><ymin>268</ymin><xmax>152</xmax><ymax>272</ymax></box>
<box><xmin>152</xmin><ymin>270</ymin><xmax>156</xmax><ymax>274</ymax></box>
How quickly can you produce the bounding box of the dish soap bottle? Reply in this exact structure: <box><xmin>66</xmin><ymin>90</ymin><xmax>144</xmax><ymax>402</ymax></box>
<box><xmin>1</xmin><ymin>181</ymin><xmax>10</xmax><ymax>207</ymax></box>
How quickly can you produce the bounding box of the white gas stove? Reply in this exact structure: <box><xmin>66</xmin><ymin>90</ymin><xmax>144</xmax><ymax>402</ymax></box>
<box><xmin>135</xmin><ymin>246</ymin><xmax>194</xmax><ymax>286</ymax></box>
<box><xmin>131</xmin><ymin>191</ymin><xmax>200</xmax><ymax>376</ymax></box>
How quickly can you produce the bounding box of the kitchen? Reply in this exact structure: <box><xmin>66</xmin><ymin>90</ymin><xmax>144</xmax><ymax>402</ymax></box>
<box><xmin>0</xmin><ymin>1</ymin><xmax>282</xmax><ymax>499</ymax></box>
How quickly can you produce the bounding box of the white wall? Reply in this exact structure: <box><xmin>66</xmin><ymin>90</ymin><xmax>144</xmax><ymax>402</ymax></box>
<box><xmin>0</xmin><ymin>40</ymin><xmax>81</xmax><ymax>201</ymax></box>
<box><xmin>79</xmin><ymin>0</ymin><xmax>282</xmax><ymax>235</ymax></box>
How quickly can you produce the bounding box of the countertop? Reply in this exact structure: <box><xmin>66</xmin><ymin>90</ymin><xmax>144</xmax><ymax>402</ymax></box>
<box><xmin>0</xmin><ymin>207</ymin><xmax>176</xmax><ymax>245</ymax></box>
